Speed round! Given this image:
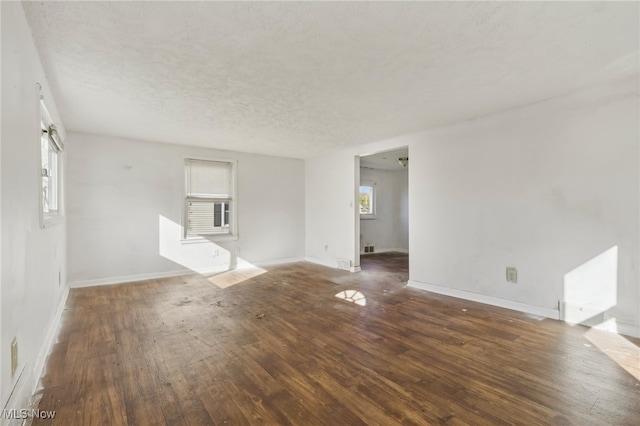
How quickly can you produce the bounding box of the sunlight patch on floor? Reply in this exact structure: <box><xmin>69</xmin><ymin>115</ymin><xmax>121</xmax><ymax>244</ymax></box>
<box><xmin>206</xmin><ymin>265</ymin><xmax>267</xmax><ymax>289</ymax></box>
<box><xmin>584</xmin><ymin>324</ymin><xmax>640</xmax><ymax>381</ymax></box>
<box><xmin>335</xmin><ymin>290</ymin><xmax>367</xmax><ymax>306</ymax></box>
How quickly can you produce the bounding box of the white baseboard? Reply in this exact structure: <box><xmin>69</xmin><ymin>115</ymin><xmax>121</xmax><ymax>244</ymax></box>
<box><xmin>304</xmin><ymin>256</ymin><xmax>362</xmax><ymax>273</ymax></box>
<box><xmin>1</xmin><ymin>285</ymin><xmax>69</xmax><ymax>426</ymax></box>
<box><xmin>360</xmin><ymin>248</ymin><xmax>409</xmax><ymax>255</ymax></box>
<box><xmin>407</xmin><ymin>281</ymin><xmax>640</xmax><ymax>339</ymax></box>
<box><xmin>583</xmin><ymin>316</ymin><xmax>640</xmax><ymax>339</ymax></box>
<box><xmin>407</xmin><ymin>280</ymin><xmax>560</xmax><ymax>320</ymax></box>
<box><xmin>69</xmin><ymin>257</ymin><xmax>307</xmax><ymax>289</ymax></box>
<box><xmin>616</xmin><ymin>323</ymin><xmax>640</xmax><ymax>339</ymax></box>
<box><xmin>69</xmin><ymin>269</ymin><xmax>194</xmax><ymax>288</ymax></box>
<box><xmin>304</xmin><ymin>256</ymin><xmax>339</xmax><ymax>269</ymax></box>
<box><xmin>253</xmin><ymin>256</ymin><xmax>305</xmax><ymax>267</ymax></box>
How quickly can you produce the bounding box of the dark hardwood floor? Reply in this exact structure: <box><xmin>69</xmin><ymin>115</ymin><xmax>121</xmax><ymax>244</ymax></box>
<box><xmin>32</xmin><ymin>252</ymin><xmax>639</xmax><ymax>425</ymax></box>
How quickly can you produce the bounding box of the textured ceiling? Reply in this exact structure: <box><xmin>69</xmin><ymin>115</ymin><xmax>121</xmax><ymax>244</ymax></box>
<box><xmin>23</xmin><ymin>2</ymin><xmax>639</xmax><ymax>159</ymax></box>
<box><xmin>361</xmin><ymin>147</ymin><xmax>409</xmax><ymax>171</ymax></box>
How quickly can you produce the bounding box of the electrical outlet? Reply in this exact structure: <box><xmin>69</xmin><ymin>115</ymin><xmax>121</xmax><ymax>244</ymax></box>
<box><xmin>11</xmin><ymin>338</ymin><xmax>18</xmax><ymax>376</ymax></box>
<box><xmin>506</xmin><ymin>267</ymin><xmax>518</xmax><ymax>283</ymax></box>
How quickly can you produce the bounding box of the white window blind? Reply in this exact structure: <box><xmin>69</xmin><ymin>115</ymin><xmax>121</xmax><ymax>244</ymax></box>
<box><xmin>185</xmin><ymin>159</ymin><xmax>234</xmax><ymax>237</ymax></box>
<box><xmin>186</xmin><ymin>160</ymin><xmax>231</xmax><ymax>198</ymax></box>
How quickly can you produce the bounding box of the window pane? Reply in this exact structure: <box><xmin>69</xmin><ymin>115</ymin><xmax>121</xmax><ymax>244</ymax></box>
<box><xmin>213</xmin><ymin>203</ymin><xmax>222</xmax><ymax>227</ymax></box>
<box><xmin>48</xmin><ymin>150</ymin><xmax>58</xmax><ymax>212</ymax></box>
<box><xmin>359</xmin><ymin>186</ymin><xmax>373</xmax><ymax>214</ymax></box>
<box><xmin>41</xmin><ymin>131</ymin><xmax>50</xmax><ymax>213</ymax></box>
<box><xmin>184</xmin><ymin>159</ymin><xmax>234</xmax><ymax>237</ymax></box>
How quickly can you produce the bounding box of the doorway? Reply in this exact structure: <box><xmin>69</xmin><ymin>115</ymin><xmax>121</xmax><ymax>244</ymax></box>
<box><xmin>356</xmin><ymin>147</ymin><xmax>409</xmax><ymax>272</ymax></box>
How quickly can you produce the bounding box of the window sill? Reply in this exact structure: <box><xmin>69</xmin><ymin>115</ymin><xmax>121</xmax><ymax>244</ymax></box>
<box><xmin>360</xmin><ymin>215</ymin><xmax>377</xmax><ymax>220</ymax></box>
<box><xmin>41</xmin><ymin>215</ymin><xmax>64</xmax><ymax>228</ymax></box>
<box><xmin>181</xmin><ymin>234</ymin><xmax>239</xmax><ymax>244</ymax></box>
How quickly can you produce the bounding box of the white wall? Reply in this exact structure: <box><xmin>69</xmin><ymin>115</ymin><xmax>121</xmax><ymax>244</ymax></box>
<box><xmin>306</xmin><ymin>76</ymin><xmax>640</xmax><ymax>337</ymax></box>
<box><xmin>360</xmin><ymin>167</ymin><xmax>408</xmax><ymax>253</ymax></box>
<box><xmin>305</xmin><ymin>152</ymin><xmax>358</xmax><ymax>268</ymax></box>
<box><xmin>1</xmin><ymin>2</ymin><xmax>69</xmax><ymax>417</ymax></box>
<box><xmin>409</xmin><ymin>77</ymin><xmax>639</xmax><ymax>335</ymax></box>
<box><xmin>67</xmin><ymin>133</ymin><xmax>305</xmax><ymax>285</ymax></box>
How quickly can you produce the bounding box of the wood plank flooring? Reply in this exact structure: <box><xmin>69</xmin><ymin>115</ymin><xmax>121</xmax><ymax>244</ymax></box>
<box><xmin>32</xmin><ymin>253</ymin><xmax>640</xmax><ymax>425</ymax></box>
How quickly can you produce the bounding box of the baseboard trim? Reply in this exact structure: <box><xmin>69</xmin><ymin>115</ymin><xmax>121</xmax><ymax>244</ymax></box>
<box><xmin>69</xmin><ymin>257</ymin><xmax>308</xmax><ymax>289</ymax></box>
<box><xmin>304</xmin><ymin>256</ymin><xmax>339</xmax><ymax>269</ymax></box>
<box><xmin>616</xmin><ymin>323</ymin><xmax>640</xmax><ymax>339</ymax></box>
<box><xmin>253</xmin><ymin>257</ymin><xmax>305</xmax><ymax>267</ymax></box>
<box><xmin>360</xmin><ymin>248</ymin><xmax>409</xmax><ymax>255</ymax></box>
<box><xmin>588</xmin><ymin>320</ymin><xmax>640</xmax><ymax>339</ymax></box>
<box><xmin>69</xmin><ymin>269</ymin><xmax>194</xmax><ymax>288</ymax></box>
<box><xmin>1</xmin><ymin>285</ymin><xmax>69</xmax><ymax>426</ymax></box>
<box><xmin>407</xmin><ymin>280</ymin><xmax>560</xmax><ymax>320</ymax></box>
<box><xmin>304</xmin><ymin>256</ymin><xmax>363</xmax><ymax>273</ymax></box>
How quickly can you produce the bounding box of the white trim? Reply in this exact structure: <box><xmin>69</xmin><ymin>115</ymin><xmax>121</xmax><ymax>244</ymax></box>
<box><xmin>1</xmin><ymin>368</ymin><xmax>27</xmax><ymax>426</ymax></box>
<box><xmin>180</xmin><ymin>234</ymin><xmax>239</xmax><ymax>244</ymax></box>
<box><xmin>304</xmin><ymin>256</ymin><xmax>362</xmax><ymax>273</ymax></box>
<box><xmin>407</xmin><ymin>279</ymin><xmax>560</xmax><ymax>319</ymax></box>
<box><xmin>360</xmin><ymin>248</ymin><xmax>409</xmax><ymax>255</ymax></box>
<box><xmin>69</xmin><ymin>270</ymin><xmax>197</xmax><ymax>288</ymax></box>
<box><xmin>69</xmin><ymin>257</ymin><xmax>307</xmax><ymax>288</ymax></box>
<box><xmin>252</xmin><ymin>257</ymin><xmax>305</xmax><ymax>267</ymax></box>
<box><xmin>305</xmin><ymin>256</ymin><xmax>340</xmax><ymax>269</ymax></box>
<box><xmin>31</xmin><ymin>285</ymin><xmax>69</xmax><ymax>393</ymax></box>
<box><xmin>38</xmin><ymin>91</ymin><xmax>65</xmax><ymax>229</ymax></box>
<box><xmin>1</xmin><ymin>285</ymin><xmax>69</xmax><ymax>426</ymax></box>
<box><xmin>40</xmin><ymin>216</ymin><xmax>64</xmax><ymax>228</ymax></box>
<box><xmin>616</xmin><ymin>323</ymin><xmax>640</xmax><ymax>339</ymax></box>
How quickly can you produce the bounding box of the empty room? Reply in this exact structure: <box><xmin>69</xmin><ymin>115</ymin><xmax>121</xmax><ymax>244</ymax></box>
<box><xmin>1</xmin><ymin>1</ymin><xmax>639</xmax><ymax>425</ymax></box>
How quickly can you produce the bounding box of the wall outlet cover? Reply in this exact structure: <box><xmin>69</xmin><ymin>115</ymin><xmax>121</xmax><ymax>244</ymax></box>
<box><xmin>11</xmin><ymin>337</ymin><xmax>18</xmax><ymax>376</ymax></box>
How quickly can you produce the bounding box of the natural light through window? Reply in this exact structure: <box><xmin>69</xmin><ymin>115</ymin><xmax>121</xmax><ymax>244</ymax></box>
<box><xmin>359</xmin><ymin>185</ymin><xmax>375</xmax><ymax>218</ymax></box>
<box><xmin>561</xmin><ymin>245</ymin><xmax>639</xmax><ymax>381</ymax></box>
<box><xmin>159</xmin><ymin>214</ymin><xmax>264</xmax><ymax>288</ymax></box>
<box><xmin>335</xmin><ymin>290</ymin><xmax>367</xmax><ymax>306</ymax></box>
<box><xmin>584</xmin><ymin>327</ymin><xmax>640</xmax><ymax>380</ymax></box>
<box><xmin>39</xmin><ymin>94</ymin><xmax>64</xmax><ymax>226</ymax></box>
<box><xmin>563</xmin><ymin>246</ymin><xmax>617</xmax><ymax>326</ymax></box>
<box><xmin>207</xmin><ymin>267</ymin><xmax>266</xmax><ymax>289</ymax></box>
<box><xmin>184</xmin><ymin>159</ymin><xmax>236</xmax><ymax>239</ymax></box>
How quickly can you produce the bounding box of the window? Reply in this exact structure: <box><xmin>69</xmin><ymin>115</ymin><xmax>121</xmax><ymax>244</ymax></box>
<box><xmin>184</xmin><ymin>159</ymin><xmax>237</xmax><ymax>239</ymax></box>
<box><xmin>39</xmin><ymin>96</ymin><xmax>64</xmax><ymax>226</ymax></box>
<box><xmin>359</xmin><ymin>184</ymin><xmax>375</xmax><ymax>218</ymax></box>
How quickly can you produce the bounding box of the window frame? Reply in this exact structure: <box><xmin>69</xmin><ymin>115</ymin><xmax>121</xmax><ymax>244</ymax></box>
<box><xmin>182</xmin><ymin>157</ymin><xmax>238</xmax><ymax>242</ymax></box>
<box><xmin>359</xmin><ymin>183</ymin><xmax>376</xmax><ymax>219</ymax></box>
<box><xmin>38</xmin><ymin>92</ymin><xmax>64</xmax><ymax>228</ymax></box>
